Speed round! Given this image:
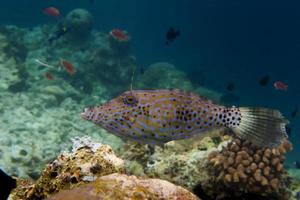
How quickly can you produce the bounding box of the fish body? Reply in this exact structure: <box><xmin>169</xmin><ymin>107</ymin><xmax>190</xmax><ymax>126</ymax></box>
<box><xmin>43</xmin><ymin>7</ymin><xmax>60</xmax><ymax>17</ymax></box>
<box><xmin>274</xmin><ymin>81</ymin><xmax>288</xmax><ymax>91</ymax></box>
<box><xmin>109</xmin><ymin>29</ymin><xmax>129</xmax><ymax>42</ymax></box>
<box><xmin>82</xmin><ymin>89</ymin><xmax>288</xmax><ymax>147</ymax></box>
<box><xmin>61</xmin><ymin>60</ymin><xmax>76</xmax><ymax>75</ymax></box>
<box><xmin>165</xmin><ymin>27</ymin><xmax>180</xmax><ymax>44</ymax></box>
<box><xmin>259</xmin><ymin>75</ymin><xmax>270</xmax><ymax>86</ymax></box>
<box><xmin>226</xmin><ymin>82</ymin><xmax>235</xmax><ymax>91</ymax></box>
<box><xmin>44</xmin><ymin>72</ymin><xmax>54</xmax><ymax>80</ymax></box>
<box><xmin>48</xmin><ymin>26</ymin><xmax>68</xmax><ymax>44</ymax></box>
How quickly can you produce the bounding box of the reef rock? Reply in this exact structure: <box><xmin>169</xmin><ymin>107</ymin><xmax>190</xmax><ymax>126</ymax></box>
<box><xmin>12</xmin><ymin>137</ymin><xmax>124</xmax><ymax>200</ymax></box>
<box><xmin>46</xmin><ymin>173</ymin><xmax>200</xmax><ymax>200</ymax></box>
<box><xmin>120</xmin><ymin>129</ymin><xmax>228</xmax><ymax>190</ymax></box>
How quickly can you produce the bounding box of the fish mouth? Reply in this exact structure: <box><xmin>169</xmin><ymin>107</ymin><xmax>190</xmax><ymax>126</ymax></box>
<box><xmin>80</xmin><ymin>108</ymin><xmax>90</xmax><ymax>120</ymax></box>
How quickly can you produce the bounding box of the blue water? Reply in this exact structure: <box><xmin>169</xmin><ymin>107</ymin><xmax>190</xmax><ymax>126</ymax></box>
<box><xmin>1</xmin><ymin>0</ymin><xmax>299</xmax><ymax>161</ymax></box>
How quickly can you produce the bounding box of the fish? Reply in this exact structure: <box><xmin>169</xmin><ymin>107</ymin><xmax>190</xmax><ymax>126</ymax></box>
<box><xmin>259</xmin><ymin>75</ymin><xmax>270</xmax><ymax>86</ymax></box>
<box><xmin>165</xmin><ymin>27</ymin><xmax>180</xmax><ymax>45</ymax></box>
<box><xmin>291</xmin><ymin>106</ymin><xmax>298</xmax><ymax>118</ymax></box>
<box><xmin>274</xmin><ymin>81</ymin><xmax>288</xmax><ymax>91</ymax></box>
<box><xmin>44</xmin><ymin>72</ymin><xmax>54</xmax><ymax>80</ymax></box>
<box><xmin>109</xmin><ymin>29</ymin><xmax>129</xmax><ymax>42</ymax></box>
<box><xmin>0</xmin><ymin>169</ymin><xmax>17</xmax><ymax>200</ymax></box>
<box><xmin>43</xmin><ymin>7</ymin><xmax>60</xmax><ymax>18</ymax></box>
<box><xmin>48</xmin><ymin>26</ymin><xmax>68</xmax><ymax>44</ymax></box>
<box><xmin>81</xmin><ymin>89</ymin><xmax>289</xmax><ymax>147</ymax></box>
<box><xmin>60</xmin><ymin>60</ymin><xmax>76</xmax><ymax>75</ymax></box>
<box><xmin>226</xmin><ymin>82</ymin><xmax>235</xmax><ymax>92</ymax></box>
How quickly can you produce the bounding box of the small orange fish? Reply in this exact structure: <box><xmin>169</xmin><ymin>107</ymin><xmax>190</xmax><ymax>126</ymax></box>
<box><xmin>61</xmin><ymin>60</ymin><xmax>76</xmax><ymax>75</ymax></box>
<box><xmin>274</xmin><ymin>81</ymin><xmax>288</xmax><ymax>91</ymax></box>
<box><xmin>43</xmin><ymin>7</ymin><xmax>60</xmax><ymax>17</ymax></box>
<box><xmin>44</xmin><ymin>72</ymin><xmax>54</xmax><ymax>80</ymax></box>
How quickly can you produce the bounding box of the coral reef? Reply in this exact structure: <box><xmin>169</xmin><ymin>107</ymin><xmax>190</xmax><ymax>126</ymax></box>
<box><xmin>206</xmin><ymin>138</ymin><xmax>293</xmax><ymax>199</ymax></box>
<box><xmin>119</xmin><ymin>129</ymin><xmax>229</xmax><ymax>189</ymax></box>
<box><xmin>0</xmin><ymin>29</ymin><xmax>27</xmax><ymax>91</ymax></box>
<box><xmin>12</xmin><ymin>139</ymin><xmax>199</xmax><ymax>200</ymax></box>
<box><xmin>0</xmin><ymin>21</ymin><xmax>137</xmax><ymax>178</ymax></box>
<box><xmin>119</xmin><ymin>130</ymin><xmax>297</xmax><ymax>200</ymax></box>
<box><xmin>46</xmin><ymin>173</ymin><xmax>200</xmax><ymax>200</ymax></box>
<box><xmin>12</xmin><ymin>138</ymin><xmax>124</xmax><ymax>200</ymax></box>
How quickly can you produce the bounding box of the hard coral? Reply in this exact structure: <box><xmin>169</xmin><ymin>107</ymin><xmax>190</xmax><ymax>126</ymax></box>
<box><xmin>120</xmin><ymin>130</ymin><xmax>228</xmax><ymax>190</ymax></box>
<box><xmin>46</xmin><ymin>173</ymin><xmax>200</xmax><ymax>200</ymax></box>
<box><xmin>206</xmin><ymin>138</ymin><xmax>293</xmax><ymax>199</ymax></box>
<box><xmin>12</xmin><ymin>141</ymin><xmax>124</xmax><ymax>200</ymax></box>
<box><xmin>64</xmin><ymin>8</ymin><xmax>93</xmax><ymax>38</ymax></box>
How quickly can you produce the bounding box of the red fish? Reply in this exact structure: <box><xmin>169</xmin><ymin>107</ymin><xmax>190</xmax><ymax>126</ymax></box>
<box><xmin>274</xmin><ymin>81</ymin><xmax>288</xmax><ymax>91</ymax></box>
<box><xmin>109</xmin><ymin>29</ymin><xmax>129</xmax><ymax>42</ymax></box>
<box><xmin>61</xmin><ymin>60</ymin><xmax>76</xmax><ymax>75</ymax></box>
<box><xmin>43</xmin><ymin>7</ymin><xmax>60</xmax><ymax>17</ymax></box>
<box><xmin>44</xmin><ymin>72</ymin><xmax>54</xmax><ymax>80</ymax></box>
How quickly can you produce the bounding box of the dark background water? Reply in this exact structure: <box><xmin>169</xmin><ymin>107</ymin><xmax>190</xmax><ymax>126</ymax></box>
<box><xmin>1</xmin><ymin>0</ymin><xmax>299</xmax><ymax>162</ymax></box>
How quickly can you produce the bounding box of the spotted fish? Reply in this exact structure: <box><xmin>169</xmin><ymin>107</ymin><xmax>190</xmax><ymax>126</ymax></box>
<box><xmin>81</xmin><ymin>89</ymin><xmax>288</xmax><ymax>147</ymax></box>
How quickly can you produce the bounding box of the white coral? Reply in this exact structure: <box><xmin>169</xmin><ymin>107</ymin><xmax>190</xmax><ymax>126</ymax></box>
<box><xmin>71</xmin><ymin>136</ymin><xmax>102</xmax><ymax>153</ymax></box>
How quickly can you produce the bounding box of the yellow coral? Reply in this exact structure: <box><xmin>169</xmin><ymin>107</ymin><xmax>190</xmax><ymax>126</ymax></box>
<box><xmin>207</xmin><ymin>138</ymin><xmax>292</xmax><ymax>199</ymax></box>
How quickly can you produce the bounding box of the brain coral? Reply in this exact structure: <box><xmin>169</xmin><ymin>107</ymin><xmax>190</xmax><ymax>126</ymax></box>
<box><xmin>206</xmin><ymin>138</ymin><xmax>293</xmax><ymax>199</ymax></box>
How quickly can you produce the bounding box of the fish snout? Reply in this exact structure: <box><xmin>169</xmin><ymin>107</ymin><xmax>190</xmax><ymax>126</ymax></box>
<box><xmin>81</xmin><ymin>107</ymin><xmax>94</xmax><ymax>121</ymax></box>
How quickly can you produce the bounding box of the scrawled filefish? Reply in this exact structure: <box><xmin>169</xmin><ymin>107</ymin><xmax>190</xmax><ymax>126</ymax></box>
<box><xmin>81</xmin><ymin>89</ymin><xmax>288</xmax><ymax>147</ymax></box>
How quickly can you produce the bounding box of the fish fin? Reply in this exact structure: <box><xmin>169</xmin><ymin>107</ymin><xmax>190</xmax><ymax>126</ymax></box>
<box><xmin>232</xmin><ymin>107</ymin><xmax>289</xmax><ymax>147</ymax></box>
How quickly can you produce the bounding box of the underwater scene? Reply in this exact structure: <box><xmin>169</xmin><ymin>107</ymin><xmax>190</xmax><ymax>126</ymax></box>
<box><xmin>1</xmin><ymin>0</ymin><xmax>300</xmax><ymax>199</ymax></box>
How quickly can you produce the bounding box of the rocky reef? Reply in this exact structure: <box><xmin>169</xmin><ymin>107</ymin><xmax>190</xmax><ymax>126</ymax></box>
<box><xmin>46</xmin><ymin>173</ymin><xmax>199</xmax><ymax>200</ymax></box>
<box><xmin>11</xmin><ymin>137</ymin><xmax>199</xmax><ymax>200</ymax></box>
<box><xmin>119</xmin><ymin>130</ymin><xmax>298</xmax><ymax>200</ymax></box>
<box><xmin>9</xmin><ymin>133</ymin><xmax>300</xmax><ymax>200</ymax></box>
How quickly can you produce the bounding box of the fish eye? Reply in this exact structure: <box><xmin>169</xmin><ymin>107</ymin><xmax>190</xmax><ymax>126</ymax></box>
<box><xmin>123</xmin><ymin>94</ymin><xmax>138</xmax><ymax>106</ymax></box>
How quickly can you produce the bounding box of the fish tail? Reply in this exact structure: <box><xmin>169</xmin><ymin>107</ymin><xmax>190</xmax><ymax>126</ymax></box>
<box><xmin>229</xmin><ymin>107</ymin><xmax>289</xmax><ymax>147</ymax></box>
